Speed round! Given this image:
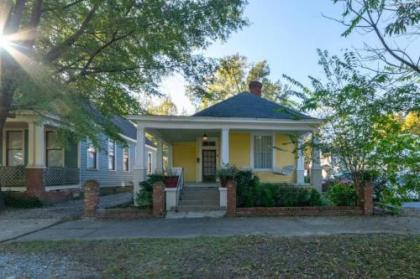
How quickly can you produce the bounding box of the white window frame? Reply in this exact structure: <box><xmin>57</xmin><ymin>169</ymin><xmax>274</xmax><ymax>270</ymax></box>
<box><xmin>122</xmin><ymin>146</ymin><xmax>130</xmax><ymax>172</ymax></box>
<box><xmin>86</xmin><ymin>140</ymin><xmax>99</xmax><ymax>170</ymax></box>
<box><xmin>3</xmin><ymin>129</ymin><xmax>25</xmax><ymax>167</ymax></box>
<box><xmin>250</xmin><ymin>132</ymin><xmax>275</xmax><ymax>171</ymax></box>
<box><xmin>108</xmin><ymin>139</ymin><xmax>116</xmax><ymax>171</ymax></box>
<box><xmin>45</xmin><ymin>130</ymin><xmax>64</xmax><ymax>167</ymax></box>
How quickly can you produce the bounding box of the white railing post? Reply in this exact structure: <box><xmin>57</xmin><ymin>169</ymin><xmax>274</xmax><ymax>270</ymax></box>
<box><xmin>133</xmin><ymin>124</ymin><xmax>146</xmax><ymax>205</ymax></box>
<box><xmin>296</xmin><ymin>135</ymin><xmax>305</xmax><ymax>185</ymax></box>
<box><xmin>165</xmin><ymin>167</ymin><xmax>184</xmax><ymax>211</ymax></box>
<box><xmin>156</xmin><ymin>139</ymin><xmax>163</xmax><ymax>174</ymax></box>
<box><xmin>221</xmin><ymin>128</ymin><xmax>229</xmax><ymax>167</ymax></box>
<box><xmin>311</xmin><ymin>133</ymin><xmax>322</xmax><ymax>192</ymax></box>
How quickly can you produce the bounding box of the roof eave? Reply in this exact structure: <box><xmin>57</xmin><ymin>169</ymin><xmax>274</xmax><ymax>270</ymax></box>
<box><xmin>128</xmin><ymin>115</ymin><xmax>323</xmax><ymax>125</ymax></box>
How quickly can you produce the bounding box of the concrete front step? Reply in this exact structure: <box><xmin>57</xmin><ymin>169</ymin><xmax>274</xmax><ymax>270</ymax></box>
<box><xmin>181</xmin><ymin>195</ymin><xmax>219</xmax><ymax>201</ymax></box>
<box><xmin>180</xmin><ymin>200</ymin><xmax>219</xmax><ymax>206</ymax></box>
<box><xmin>178</xmin><ymin>205</ymin><xmax>221</xmax><ymax>212</ymax></box>
<box><xmin>166</xmin><ymin>210</ymin><xmax>226</xmax><ymax>219</ymax></box>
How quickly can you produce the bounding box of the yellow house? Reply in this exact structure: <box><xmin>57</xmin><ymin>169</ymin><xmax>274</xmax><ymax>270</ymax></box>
<box><xmin>129</xmin><ymin>81</ymin><xmax>323</xmax><ymax>198</ymax></box>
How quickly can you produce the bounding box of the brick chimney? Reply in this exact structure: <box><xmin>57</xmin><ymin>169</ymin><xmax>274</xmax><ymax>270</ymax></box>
<box><xmin>249</xmin><ymin>80</ymin><xmax>262</xmax><ymax>97</ymax></box>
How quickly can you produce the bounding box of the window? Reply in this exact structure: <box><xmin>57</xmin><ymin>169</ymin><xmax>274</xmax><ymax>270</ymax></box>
<box><xmin>87</xmin><ymin>141</ymin><xmax>97</xmax><ymax>169</ymax></box>
<box><xmin>123</xmin><ymin>147</ymin><xmax>129</xmax><ymax>171</ymax></box>
<box><xmin>202</xmin><ymin>140</ymin><xmax>216</xmax><ymax>147</ymax></box>
<box><xmin>147</xmin><ymin>152</ymin><xmax>152</xmax><ymax>174</ymax></box>
<box><xmin>108</xmin><ymin>140</ymin><xmax>116</xmax><ymax>170</ymax></box>
<box><xmin>253</xmin><ymin>135</ymin><xmax>273</xmax><ymax>169</ymax></box>
<box><xmin>46</xmin><ymin>131</ymin><xmax>64</xmax><ymax>167</ymax></box>
<box><xmin>6</xmin><ymin>131</ymin><xmax>24</xmax><ymax>166</ymax></box>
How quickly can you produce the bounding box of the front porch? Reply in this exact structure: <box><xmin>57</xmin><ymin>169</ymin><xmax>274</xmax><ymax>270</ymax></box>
<box><xmin>1</xmin><ymin>113</ymin><xmax>80</xmax><ymax>198</ymax></box>
<box><xmin>129</xmin><ymin>115</ymin><xmax>323</xmax><ymax>211</ymax></box>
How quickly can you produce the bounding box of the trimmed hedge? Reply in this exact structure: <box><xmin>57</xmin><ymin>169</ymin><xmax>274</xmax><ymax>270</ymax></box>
<box><xmin>234</xmin><ymin>170</ymin><xmax>322</xmax><ymax>207</ymax></box>
<box><xmin>254</xmin><ymin>183</ymin><xmax>322</xmax><ymax>207</ymax></box>
<box><xmin>326</xmin><ymin>183</ymin><xmax>357</xmax><ymax>206</ymax></box>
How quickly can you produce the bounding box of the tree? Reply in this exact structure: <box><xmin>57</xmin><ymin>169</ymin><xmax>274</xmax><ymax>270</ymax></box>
<box><xmin>331</xmin><ymin>0</ymin><xmax>420</xmax><ymax>75</ymax></box>
<box><xmin>187</xmin><ymin>54</ymin><xmax>303</xmax><ymax>109</ymax></box>
<box><xmin>0</xmin><ymin>0</ymin><xmax>247</xmax><ymax>143</ymax></box>
<box><xmin>285</xmin><ymin>49</ymin><xmax>419</xmax><ymax>205</ymax></box>
<box><xmin>146</xmin><ymin>96</ymin><xmax>178</xmax><ymax>116</ymax></box>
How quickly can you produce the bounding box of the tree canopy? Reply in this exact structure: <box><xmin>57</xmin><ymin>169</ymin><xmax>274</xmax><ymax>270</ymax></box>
<box><xmin>286</xmin><ymin>49</ymin><xmax>419</xmax><ymax>205</ymax></box>
<box><xmin>0</xmin><ymin>0</ymin><xmax>247</xmax><ymax>143</ymax></box>
<box><xmin>187</xmin><ymin>54</ymin><xmax>303</xmax><ymax>109</ymax></box>
<box><xmin>332</xmin><ymin>0</ymin><xmax>420</xmax><ymax>75</ymax></box>
<box><xmin>145</xmin><ymin>96</ymin><xmax>178</xmax><ymax>116</ymax></box>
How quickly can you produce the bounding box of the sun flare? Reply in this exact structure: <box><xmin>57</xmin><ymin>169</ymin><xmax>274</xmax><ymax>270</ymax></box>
<box><xmin>0</xmin><ymin>34</ymin><xmax>11</xmax><ymax>49</ymax></box>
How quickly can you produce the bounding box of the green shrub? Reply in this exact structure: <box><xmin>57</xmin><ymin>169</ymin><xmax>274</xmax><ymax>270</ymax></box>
<box><xmin>234</xmin><ymin>170</ymin><xmax>259</xmax><ymax>207</ymax></box>
<box><xmin>267</xmin><ymin>184</ymin><xmax>322</xmax><ymax>207</ymax></box>
<box><xmin>4</xmin><ymin>192</ymin><xmax>43</xmax><ymax>208</ymax></box>
<box><xmin>326</xmin><ymin>183</ymin><xmax>357</xmax><ymax>206</ymax></box>
<box><xmin>237</xmin><ymin>181</ymin><xmax>322</xmax><ymax>208</ymax></box>
<box><xmin>135</xmin><ymin>174</ymin><xmax>165</xmax><ymax>208</ymax></box>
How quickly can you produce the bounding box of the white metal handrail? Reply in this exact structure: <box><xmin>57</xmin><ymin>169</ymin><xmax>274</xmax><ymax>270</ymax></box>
<box><xmin>170</xmin><ymin>167</ymin><xmax>184</xmax><ymax>208</ymax></box>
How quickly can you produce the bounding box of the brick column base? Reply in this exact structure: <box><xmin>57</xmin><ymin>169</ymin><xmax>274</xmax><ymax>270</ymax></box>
<box><xmin>84</xmin><ymin>180</ymin><xmax>100</xmax><ymax>217</ymax></box>
<box><xmin>25</xmin><ymin>168</ymin><xmax>45</xmax><ymax>197</ymax></box>
<box><xmin>359</xmin><ymin>183</ymin><xmax>374</xmax><ymax>216</ymax></box>
<box><xmin>226</xmin><ymin>179</ymin><xmax>237</xmax><ymax>217</ymax></box>
<box><xmin>153</xmin><ymin>182</ymin><xmax>165</xmax><ymax>217</ymax></box>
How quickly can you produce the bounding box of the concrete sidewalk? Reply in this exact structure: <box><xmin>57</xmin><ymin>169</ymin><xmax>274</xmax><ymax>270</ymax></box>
<box><xmin>12</xmin><ymin>216</ymin><xmax>420</xmax><ymax>241</ymax></box>
<box><xmin>0</xmin><ymin>192</ymin><xmax>132</xmax><ymax>242</ymax></box>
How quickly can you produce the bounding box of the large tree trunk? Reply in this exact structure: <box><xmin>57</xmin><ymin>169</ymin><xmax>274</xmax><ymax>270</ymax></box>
<box><xmin>0</xmin><ymin>54</ymin><xmax>18</xmax><ymax>209</ymax></box>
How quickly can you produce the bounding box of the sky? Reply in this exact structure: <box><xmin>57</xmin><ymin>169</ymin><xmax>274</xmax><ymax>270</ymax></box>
<box><xmin>159</xmin><ymin>0</ymin><xmax>384</xmax><ymax>115</ymax></box>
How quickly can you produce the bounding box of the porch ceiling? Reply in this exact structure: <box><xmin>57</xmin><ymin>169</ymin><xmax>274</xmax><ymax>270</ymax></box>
<box><xmin>147</xmin><ymin>128</ymin><xmax>220</xmax><ymax>143</ymax></box>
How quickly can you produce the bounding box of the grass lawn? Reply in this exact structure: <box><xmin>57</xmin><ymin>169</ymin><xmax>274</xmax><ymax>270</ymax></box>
<box><xmin>1</xmin><ymin>234</ymin><xmax>419</xmax><ymax>278</ymax></box>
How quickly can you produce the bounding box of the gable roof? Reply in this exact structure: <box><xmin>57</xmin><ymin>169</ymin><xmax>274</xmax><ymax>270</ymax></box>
<box><xmin>112</xmin><ymin>116</ymin><xmax>155</xmax><ymax>147</ymax></box>
<box><xmin>193</xmin><ymin>92</ymin><xmax>313</xmax><ymax>120</ymax></box>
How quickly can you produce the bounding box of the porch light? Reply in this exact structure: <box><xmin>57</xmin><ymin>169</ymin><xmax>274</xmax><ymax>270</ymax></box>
<box><xmin>202</xmin><ymin>133</ymin><xmax>208</xmax><ymax>142</ymax></box>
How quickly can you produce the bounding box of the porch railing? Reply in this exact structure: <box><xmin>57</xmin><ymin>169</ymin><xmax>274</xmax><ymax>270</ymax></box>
<box><xmin>43</xmin><ymin>167</ymin><xmax>80</xmax><ymax>186</ymax></box>
<box><xmin>170</xmin><ymin>167</ymin><xmax>184</xmax><ymax>208</ymax></box>
<box><xmin>0</xmin><ymin>166</ymin><xmax>26</xmax><ymax>187</ymax></box>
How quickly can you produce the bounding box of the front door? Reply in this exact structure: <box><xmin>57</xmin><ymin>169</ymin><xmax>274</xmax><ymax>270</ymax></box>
<box><xmin>202</xmin><ymin>150</ymin><xmax>216</xmax><ymax>182</ymax></box>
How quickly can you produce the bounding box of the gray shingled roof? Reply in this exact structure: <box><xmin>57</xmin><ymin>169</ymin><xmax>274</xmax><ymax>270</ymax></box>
<box><xmin>112</xmin><ymin>116</ymin><xmax>154</xmax><ymax>147</ymax></box>
<box><xmin>193</xmin><ymin>92</ymin><xmax>313</xmax><ymax>120</ymax></box>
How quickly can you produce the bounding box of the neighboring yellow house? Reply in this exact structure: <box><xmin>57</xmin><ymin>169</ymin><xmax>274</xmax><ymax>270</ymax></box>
<box><xmin>129</xmin><ymin>81</ymin><xmax>323</xmax><ymax>194</ymax></box>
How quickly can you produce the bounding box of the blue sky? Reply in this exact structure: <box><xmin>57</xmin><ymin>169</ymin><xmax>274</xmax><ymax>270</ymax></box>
<box><xmin>161</xmin><ymin>0</ymin><xmax>379</xmax><ymax>114</ymax></box>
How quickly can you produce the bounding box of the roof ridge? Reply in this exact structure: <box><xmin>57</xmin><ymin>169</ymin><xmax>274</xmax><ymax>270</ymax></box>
<box><xmin>192</xmin><ymin>92</ymin><xmax>248</xmax><ymax>116</ymax></box>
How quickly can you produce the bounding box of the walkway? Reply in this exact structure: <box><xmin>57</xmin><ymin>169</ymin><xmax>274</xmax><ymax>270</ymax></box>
<box><xmin>0</xmin><ymin>192</ymin><xmax>132</xmax><ymax>242</ymax></box>
<box><xmin>12</xmin><ymin>215</ymin><xmax>420</xmax><ymax>241</ymax></box>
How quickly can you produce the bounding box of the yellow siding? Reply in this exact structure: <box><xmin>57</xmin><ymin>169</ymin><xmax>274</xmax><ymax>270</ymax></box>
<box><xmin>229</xmin><ymin>132</ymin><xmax>297</xmax><ymax>183</ymax></box>
<box><xmin>229</xmin><ymin>132</ymin><xmax>250</xmax><ymax>168</ymax></box>
<box><xmin>173</xmin><ymin>141</ymin><xmax>196</xmax><ymax>182</ymax></box>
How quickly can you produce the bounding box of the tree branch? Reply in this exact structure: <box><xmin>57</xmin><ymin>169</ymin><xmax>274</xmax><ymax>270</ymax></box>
<box><xmin>363</xmin><ymin>0</ymin><xmax>420</xmax><ymax>73</ymax></box>
<box><xmin>43</xmin><ymin>0</ymin><xmax>102</xmax><ymax>63</ymax></box>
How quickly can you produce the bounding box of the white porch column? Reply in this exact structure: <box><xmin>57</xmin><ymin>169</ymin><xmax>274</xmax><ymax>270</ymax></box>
<box><xmin>133</xmin><ymin>124</ymin><xmax>146</xmax><ymax>204</ymax></box>
<box><xmin>220</xmin><ymin>128</ymin><xmax>229</xmax><ymax>167</ymax></box>
<box><xmin>311</xmin><ymin>133</ymin><xmax>322</xmax><ymax>192</ymax></box>
<box><xmin>296</xmin><ymin>135</ymin><xmax>305</xmax><ymax>185</ymax></box>
<box><xmin>27</xmin><ymin>122</ymin><xmax>45</xmax><ymax>168</ymax></box>
<box><xmin>156</xmin><ymin>139</ymin><xmax>163</xmax><ymax>174</ymax></box>
<box><xmin>167</xmin><ymin>144</ymin><xmax>173</xmax><ymax>169</ymax></box>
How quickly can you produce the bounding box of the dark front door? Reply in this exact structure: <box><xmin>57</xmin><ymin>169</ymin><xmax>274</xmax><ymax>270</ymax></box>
<box><xmin>202</xmin><ymin>150</ymin><xmax>216</xmax><ymax>182</ymax></box>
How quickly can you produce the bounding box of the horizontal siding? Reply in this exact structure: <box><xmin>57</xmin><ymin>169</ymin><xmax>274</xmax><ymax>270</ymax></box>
<box><xmin>80</xmin><ymin>135</ymin><xmax>136</xmax><ymax>188</ymax></box>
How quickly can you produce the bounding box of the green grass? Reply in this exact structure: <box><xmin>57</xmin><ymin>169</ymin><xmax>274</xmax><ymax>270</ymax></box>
<box><xmin>1</xmin><ymin>234</ymin><xmax>419</xmax><ymax>278</ymax></box>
